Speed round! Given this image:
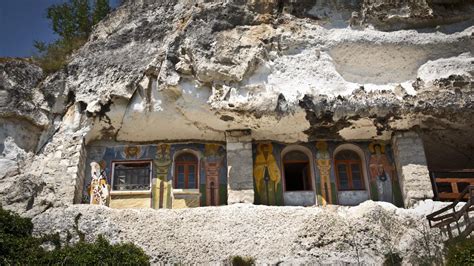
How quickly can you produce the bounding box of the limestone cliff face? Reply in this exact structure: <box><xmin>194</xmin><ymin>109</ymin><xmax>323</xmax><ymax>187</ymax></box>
<box><xmin>0</xmin><ymin>0</ymin><xmax>473</xmax><ymax>214</ymax></box>
<box><xmin>48</xmin><ymin>0</ymin><xmax>474</xmax><ymax>143</ymax></box>
<box><xmin>0</xmin><ymin>1</ymin><xmax>473</xmax><ymax>263</ymax></box>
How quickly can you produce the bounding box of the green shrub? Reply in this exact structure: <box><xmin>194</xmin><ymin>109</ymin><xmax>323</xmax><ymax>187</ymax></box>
<box><xmin>0</xmin><ymin>206</ymin><xmax>150</xmax><ymax>265</ymax></box>
<box><xmin>40</xmin><ymin>235</ymin><xmax>150</xmax><ymax>265</ymax></box>
<box><xmin>0</xmin><ymin>207</ymin><xmax>47</xmax><ymax>264</ymax></box>
<box><xmin>230</xmin><ymin>255</ymin><xmax>255</xmax><ymax>266</ymax></box>
<box><xmin>33</xmin><ymin>0</ymin><xmax>113</xmax><ymax>74</ymax></box>
<box><xmin>445</xmin><ymin>237</ymin><xmax>474</xmax><ymax>266</ymax></box>
<box><xmin>33</xmin><ymin>37</ymin><xmax>87</xmax><ymax>74</ymax></box>
<box><xmin>383</xmin><ymin>251</ymin><xmax>402</xmax><ymax>266</ymax></box>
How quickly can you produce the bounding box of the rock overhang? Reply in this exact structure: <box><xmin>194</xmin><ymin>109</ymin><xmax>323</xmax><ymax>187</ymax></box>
<box><xmin>34</xmin><ymin>0</ymin><xmax>469</xmax><ymax>143</ymax></box>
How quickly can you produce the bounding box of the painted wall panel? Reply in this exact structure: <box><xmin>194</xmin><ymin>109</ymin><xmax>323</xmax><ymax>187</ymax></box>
<box><xmin>253</xmin><ymin>140</ymin><xmax>402</xmax><ymax>207</ymax></box>
<box><xmin>84</xmin><ymin>141</ymin><xmax>227</xmax><ymax>208</ymax></box>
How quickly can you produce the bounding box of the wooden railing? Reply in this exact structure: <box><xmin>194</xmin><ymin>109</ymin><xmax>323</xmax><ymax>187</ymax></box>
<box><xmin>426</xmin><ymin>185</ymin><xmax>474</xmax><ymax>240</ymax></box>
<box><xmin>431</xmin><ymin>170</ymin><xmax>474</xmax><ymax>201</ymax></box>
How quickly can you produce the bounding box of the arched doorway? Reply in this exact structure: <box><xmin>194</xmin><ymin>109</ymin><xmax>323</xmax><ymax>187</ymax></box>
<box><xmin>283</xmin><ymin>151</ymin><xmax>312</xmax><ymax>191</ymax></box>
<box><xmin>281</xmin><ymin>147</ymin><xmax>316</xmax><ymax>206</ymax></box>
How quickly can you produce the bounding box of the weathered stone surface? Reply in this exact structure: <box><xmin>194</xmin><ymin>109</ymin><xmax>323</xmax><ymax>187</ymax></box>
<box><xmin>32</xmin><ymin>200</ymin><xmax>449</xmax><ymax>264</ymax></box>
<box><xmin>0</xmin><ymin>59</ymin><xmax>48</xmax><ymax>127</ymax></box>
<box><xmin>357</xmin><ymin>0</ymin><xmax>474</xmax><ymax>31</ymax></box>
<box><xmin>0</xmin><ymin>0</ymin><xmax>472</xmax><ymax>224</ymax></box>
<box><xmin>226</xmin><ymin>130</ymin><xmax>254</xmax><ymax>203</ymax></box>
<box><xmin>392</xmin><ymin>132</ymin><xmax>434</xmax><ymax>207</ymax></box>
<box><xmin>36</xmin><ymin>0</ymin><xmax>473</xmax><ymax>144</ymax></box>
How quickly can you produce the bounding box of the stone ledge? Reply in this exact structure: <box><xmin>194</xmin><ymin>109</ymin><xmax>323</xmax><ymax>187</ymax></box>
<box><xmin>227</xmin><ymin>189</ymin><xmax>254</xmax><ymax>204</ymax></box>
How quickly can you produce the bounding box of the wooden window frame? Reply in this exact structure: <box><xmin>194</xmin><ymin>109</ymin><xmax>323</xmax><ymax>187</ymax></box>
<box><xmin>110</xmin><ymin>160</ymin><xmax>152</xmax><ymax>193</ymax></box>
<box><xmin>335</xmin><ymin>159</ymin><xmax>366</xmax><ymax>191</ymax></box>
<box><xmin>174</xmin><ymin>153</ymin><xmax>199</xmax><ymax>189</ymax></box>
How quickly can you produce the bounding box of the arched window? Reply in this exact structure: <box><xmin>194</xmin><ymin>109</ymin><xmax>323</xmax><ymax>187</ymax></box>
<box><xmin>335</xmin><ymin>150</ymin><xmax>365</xmax><ymax>191</ymax></box>
<box><xmin>283</xmin><ymin>150</ymin><xmax>312</xmax><ymax>191</ymax></box>
<box><xmin>174</xmin><ymin>152</ymin><xmax>198</xmax><ymax>189</ymax></box>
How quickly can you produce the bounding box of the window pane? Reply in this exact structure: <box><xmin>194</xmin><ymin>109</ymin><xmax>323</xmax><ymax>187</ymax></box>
<box><xmin>351</xmin><ymin>164</ymin><xmax>363</xmax><ymax>189</ymax></box>
<box><xmin>335</xmin><ymin>150</ymin><xmax>360</xmax><ymax>161</ymax></box>
<box><xmin>337</xmin><ymin>164</ymin><xmax>349</xmax><ymax>190</ymax></box>
<box><xmin>188</xmin><ymin>168</ymin><xmax>196</xmax><ymax>188</ymax></box>
<box><xmin>177</xmin><ymin>172</ymin><xmax>185</xmax><ymax>188</ymax></box>
<box><xmin>188</xmin><ymin>165</ymin><xmax>196</xmax><ymax>188</ymax></box>
<box><xmin>113</xmin><ymin>162</ymin><xmax>150</xmax><ymax>191</ymax></box>
<box><xmin>175</xmin><ymin>163</ymin><xmax>198</xmax><ymax>189</ymax></box>
<box><xmin>176</xmin><ymin>153</ymin><xmax>198</xmax><ymax>162</ymax></box>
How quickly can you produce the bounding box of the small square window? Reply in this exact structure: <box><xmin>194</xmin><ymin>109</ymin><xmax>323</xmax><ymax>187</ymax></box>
<box><xmin>112</xmin><ymin>161</ymin><xmax>151</xmax><ymax>191</ymax></box>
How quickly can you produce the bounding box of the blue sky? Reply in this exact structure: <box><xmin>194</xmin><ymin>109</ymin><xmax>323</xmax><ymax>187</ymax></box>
<box><xmin>0</xmin><ymin>0</ymin><xmax>119</xmax><ymax>57</ymax></box>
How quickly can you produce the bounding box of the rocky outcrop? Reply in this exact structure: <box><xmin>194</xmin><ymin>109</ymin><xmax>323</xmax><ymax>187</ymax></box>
<box><xmin>358</xmin><ymin>0</ymin><xmax>474</xmax><ymax>31</ymax></box>
<box><xmin>32</xmin><ymin>200</ymin><xmax>448</xmax><ymax>264</ymax></box>
<box><xmin>0</xmin><ymin>59</ymin><xmax>84</xmax><ymax>217</ymax></box>
<box><xmin>0</xmin><ymin>0</ymin><xmax>473</xmax><ymax>220</ymax></box>
<box><xmin>33</xmin><ymin>0</ymin><xmax>472</xmax><ymax>144</ymax></box>
<box><xmin>0</xmin><ymin>59</ymin><xmax>49</xmax><ymax>152</ymax></box>
<box><xmin>0</xmin><ymin>59</ymin><xmax>46</xmax><ymax>123</ymax></box>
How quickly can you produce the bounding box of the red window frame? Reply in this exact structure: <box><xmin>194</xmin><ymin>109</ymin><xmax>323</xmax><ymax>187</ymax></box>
<box><xmin>335</xmin><ymin>156</ymin><xmax>365</xmax><ymax>191</ymax></box>
<box><xmin>174</xmin><ymin>153</ymin><xmax>198</xmax><ymax>189</ymax></box>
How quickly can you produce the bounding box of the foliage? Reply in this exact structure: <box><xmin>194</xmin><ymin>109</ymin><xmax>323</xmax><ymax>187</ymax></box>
<box><xmin>33</xmin><ymin>37</ymin><xmax>87</xmax><ymax>74</ymax></box>
<box><xmin>34</xmin><ymin>0</ymin><xmax>112</xmax><ymax>74</ymax></box>
<box><xmin>408</xmin><ymin>223</ymin><xmax>444</xmax><ymax>266</ymax></box>
<box><xmin>93</xmin><ymin>0</ymin><xmax>112</xmax><ymax>25</ymax></box>
<box><xmin>40</xmin><ymin>235</ymin><xmax>150</xmax><ymax>265</ymax></box>
<box><xmin>0</xmin><ymin>206</ymin><xmax>150</xmax><ymax>265</ymax></box>
<box><xmin>0</xmin><ymin>207</ymin><xmax>46</xmax><ymax>265</ymax></box>
<box><xmin>230</xmin><ymin>255</ymin><xmax>255</xmax><ymax>266</ymax></box>
<box><xmin>445</xmin><ymin>237</ymin><xmax>474</xmax><ymax>266</ymax></box>
<box><xmin>383</xmin><ymin>251</ymin><xmax>402</xmax><ymax>266</ymax></box>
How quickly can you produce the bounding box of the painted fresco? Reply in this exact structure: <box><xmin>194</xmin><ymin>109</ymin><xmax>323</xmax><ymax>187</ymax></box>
<box><xmin>253</xmin><ymin>143</ymin><xmax>282</xmax><ymax>205</ymax></box>
<box><xmin>85</xmin><ymin>140</ymin><xmax>404</xmax><ymax>208</ymax></box>
<box><xmin>368</xmin><ymin>142</ymin><xmax>404</xmax><ymax>207</ymax></box>
<box><xmin>368</xmin><ymin>142</ymin><xmax>386</xmax><ymax>201</ymax></box>
<box><xmin>84</xmin><ymin>142</ymin><xmax>227</xmax><ymax>209</ymax></box>
<box><xmin>315</xmin><ymin>141</ymin><xmax>335</xmax><ymax>206</ymax></box>
<box><xmin>253</xmin><ymin>140</ymin><xmax>403</xmax><ymax>207</ymax></box>
<box><xmin>89</xmin><ymin>162</ymin><xmax>110</xmax><ymax>206</ymax></box>
<box><xmin>153</xmin><ymin>143</ymin><xmax>172</xmax><ymax>209</ymax></box>
<box><xmin>203</xmin><ymin>144</ymin><xmax>225</xmax><ymax>206</ymax></box>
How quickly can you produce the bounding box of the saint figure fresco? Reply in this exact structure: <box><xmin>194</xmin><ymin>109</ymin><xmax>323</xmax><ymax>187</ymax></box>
<box><xmin>368</xmin><ymin>142</ymin><xmax>394</xmax><ymax>203</ymax></box>
<box><xmin>254</xmin><ymin>143</ymin><xmax>281</xmax><ymax>205</ymax></box>
<box><xmin>89</xmin><ymin>161</ymin><xmax>110</xmax><ymax>206</ymax></box>
<box><xmin>316</xmin><ymin>141</ymin><xmax>333</xmax><ymax>205</ymax></box>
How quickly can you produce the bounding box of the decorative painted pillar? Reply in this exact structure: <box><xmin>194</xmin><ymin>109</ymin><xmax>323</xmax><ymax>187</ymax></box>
<box><xmin>152</xmin><ymin>143</ymin><xmax>172</xmax><ymax>209</ymax></box>
<box><xmin>315</xmin><ymin>141</ymin><xmax>334</xmax><ymax>206</ymax></box>
<box><xmin>392</xmin><ymin>131</ymin><xmax>433</xmax><ymax>207</ymax></box>
<box><xmin>226</xmin><ymin>129</ymin><xmax>254</xmax><ymax>204</ymax></box>
<box><xmin>203</xmin><ymin>144</ymin><xmax>224</xmax><ymax>206</ymax></box>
